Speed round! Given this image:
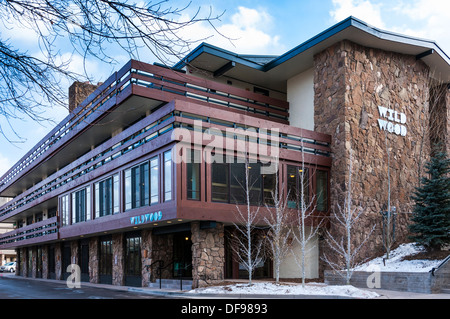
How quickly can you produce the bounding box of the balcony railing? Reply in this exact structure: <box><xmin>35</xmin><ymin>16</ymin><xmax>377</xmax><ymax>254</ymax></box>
<box><xmin>0</xmin><ymin>60</ymin><xmax>289</xmax><ymax>194</ymax></box>
<box><xmin>0</xmin><ymin>217</ymin><xmax>58</xmax><ymax>249</ymax></box>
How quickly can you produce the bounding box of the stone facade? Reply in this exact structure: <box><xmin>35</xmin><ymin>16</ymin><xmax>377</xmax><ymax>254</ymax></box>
<box><xmin>89</xmin><ymin>237</ymin><xmax>99</xmax><ymax>284</ymax></box>
<box><xmin>314</xmin><ymin>40</ymin><xmax>433</xmax><ymax>270</ymax></box>
<box><xmin>151</xmin><ymin>233</ymin><xmax>173</xmax><ymax>280</ymax></box>
<box><xmin>112</xmin><ymin>233</ymin><xmax>124</xmax><ymax>286</ymax></box>
<box><xmin>141</xmin><ymin>229</ymin><xmax>153</xmax><ymax>287</ymax></box>
<box><xmin>68</xmin><ymin>81</ymin><xmax>100</xmax><ymax>113</ymax></box>
<box><xmin>191</xmin><ymin>222</ymin><xmax>225</xmax><ymax>288</ymax></box>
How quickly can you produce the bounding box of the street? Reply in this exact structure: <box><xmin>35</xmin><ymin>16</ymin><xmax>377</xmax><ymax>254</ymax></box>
<box><xmin>0</xmin><ymin>273</ymin><xmax>167</xmax><ymax>299</ymax></box>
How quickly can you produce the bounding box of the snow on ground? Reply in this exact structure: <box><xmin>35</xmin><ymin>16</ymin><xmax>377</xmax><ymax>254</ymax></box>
<box><xmin>353</xmin><ymin>243</ymin><xmax>445</xmax><ymax>273</ymax></box>
<box><xmin>188</xmin><ymin>243</ymin><xmax>448</xmax><ymax>299</ymax></box>
<box><xmin>189</xmin><ymin>282</ymin><xmax>380</xmax><ymax>299</ymax></box>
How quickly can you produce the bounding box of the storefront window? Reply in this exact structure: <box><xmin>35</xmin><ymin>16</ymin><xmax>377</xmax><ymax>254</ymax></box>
<box><xmin>187</xmin><ymin>149</ymin><xmax>200</xmax><ymax>200</ymax></box>
<box><xmin>164</xmin><ymin>151</ymin><xmax>172</xmax><ymax>201</ymax></box>
<box><xmin>287</xmin><ymin>165</ymin><xmax>309</xmax><ymax>209</ymax></box>
<box><xmin>316</xmin><ymin>170</ymin><xmax>328</xmax><ymax>212</ymax></box>
<box><xmin>72</xmin><ymin>186</ymin><xmax>91</xmax><ymax>224</ymax></box>
<box><xmin>212</xmin><ymin>159</ymin><xmax>229</xmax><ymax>203</ymax></box>
<box><xmin>95</xmin><ymin>174</ymin><xmax>119</xmax><ymax>218</ymax></box>
<box><xmin>150</xmin><ymin>157</ymin><xmax>159</xmax><ymax>204</ymax></box>
<box><xmin>61</xmin><ymin>194</ymin><xmax>69</xmax><ymax>226</ymax></box>
<box><xmin>125</xmin><ymin>162</ymin><xmax>149</xmax><ymax>210</ymax></box>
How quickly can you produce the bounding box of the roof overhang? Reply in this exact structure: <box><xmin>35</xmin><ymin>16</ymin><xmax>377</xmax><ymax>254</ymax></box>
<box><xmin>174</xmin><ymin>16</ymin><xmax>450</xmax><ymax>92</ymax></box>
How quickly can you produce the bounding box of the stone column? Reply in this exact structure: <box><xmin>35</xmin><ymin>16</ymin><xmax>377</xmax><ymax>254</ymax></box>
<box><xmin>141</xmin><ymin>229</ymin><xmax>153</xmax><ymax>287</ymax></box>
<box><xmin>42</xmin><ymin>245</ymin><xmax>49</xmax><ymax>279</ymax></box>
<box><xmin>55</xmin><ymin>244</ymin><xmax>62</xmax><ymax>280</ymax></box>
<box><xmin>71</xmin><ymin>240</ymin><xmax>79</xmax><ymax>266</ymax></box>
<box><xmin>151</xmin><ymin>233</ymin><xmax>173</xmax><ymax>280</ymax></box>
<box><xmin>89</xmin><ymin>237</ymin><xmax>99</xmax><ymax>284</ymax></box>
<box><xmin>112</xmin><ymin>233</ymin><xmax>124</xmax><ymax>286</ymax></box>
<box><xmin>31</xmin><ymin>247</ymin><xmax>37</xmax><ymax>278</ymax></box>
<box><xmin>191</xmin><ymin>222</ymin><xmax>225</xmax><ymax>288</ymax></box>
<box><xmin>20</xmin><ymin>248</ymin><xmax>27</xmax><ymax>277</ymax></box>
<box><xmin>313</xmin><ymin>40</ymin><xmax>431</xmax><ymax>273</ymax></box>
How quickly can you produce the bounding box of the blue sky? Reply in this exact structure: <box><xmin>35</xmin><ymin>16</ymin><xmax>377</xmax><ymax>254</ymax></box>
<box><xmin>1</xmin><ymin>0</ymin><xmax>450</xmax><ymax>176</ymax></box>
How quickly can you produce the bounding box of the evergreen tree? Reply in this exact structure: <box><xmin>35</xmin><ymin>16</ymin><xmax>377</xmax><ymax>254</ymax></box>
<box><xmin>409</xmin><ymin>148</ymin><xmax>450</xmax><ymax>251</ymax></box>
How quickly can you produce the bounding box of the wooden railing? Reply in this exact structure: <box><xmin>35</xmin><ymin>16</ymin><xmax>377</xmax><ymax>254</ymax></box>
<box><xmin>0</xmin><ymin>60</ymin><xmax>289</xmax><ymax>194</ymax></box>
<box><xmin>0</xmin><ymin>217</ymin><xmax>58</xmax><ymax>249</ymax></box>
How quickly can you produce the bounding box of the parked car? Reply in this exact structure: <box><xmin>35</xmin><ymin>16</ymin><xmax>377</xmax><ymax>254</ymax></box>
<box><xmin>0</xmin><ymin>262</ymin><xmax>16</xmax><ymax>272</ymax></box>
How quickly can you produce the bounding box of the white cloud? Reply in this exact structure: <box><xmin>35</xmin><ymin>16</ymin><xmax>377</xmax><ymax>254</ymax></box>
<box><xmin>176</xmin><ymin>6</ymin><xmax>283</xmax><ymax>55</ymax></box>
<box><xmin>394</xmin><ymin>0</ymin><xmax>450</xmax><ymax>53</ymax></box>
<box><xmin>0</xmin><ymin>153</ymin><xmax>12</xmax><ymax>177</ymax></box>
<box><xmin>330</xmin><ymin>0</ymin><xmax>385</xmax><ymax>28</ymax></box>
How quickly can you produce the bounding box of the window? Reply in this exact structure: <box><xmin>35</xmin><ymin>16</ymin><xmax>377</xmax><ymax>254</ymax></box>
<box><xmin>99</xmin><ymin>238</ymin><xmax>112</xmax><ymax>276</ymax></box>
<box><xmin>287</xmin><ymin>165</ymin><xmax>309</xmax><ymax>209</ymax></box>
<box><xmin>72</xmin><ymin>186</ymin><xmax>91</xmax><ymax>224</ymax></box>
<box><xmin>212</xmin><ymin>159</ymin><xmax>229</xmax><ymax>203</ymax></box>
<box><xmin>95</xmin><ymin>174</ymin><xmax>119</xmax><ymax>218</ymax></box>
<box><xmin>316</xmin><ymin>170</ymin><xmax>328</xmax><ymax>212</ymax></box>
<box><xmin>164</xmin><ymin>150</ymin><xmax>172</xmax><ymax>201</ymax></box>
<box><xmin>61</xmin><ymin>195</ymin><xmax>70</xmax><ymax>226</ymax></box>
<box><xmin>262</xmin><ymin>170</ymin><xmax>276</xmax><ymax>206</ymax></box>
<box><xmin>212</xmin><ymin>158</ymin><xmax>268</xmax><ymax>206</ymax></box>
<box><xmin>187</xmin><ymin>149</ymin><xmax>200</xmax><ymax>200</ymax></box>
<box><xmin>150</xmin><ymin>157</ymin><xmax>159</xmax><ymax>204</ymax></box>
<box><xmin>125</xmin><ymin>162</ymin><xmax>149</xmax><ymax>210</ymax></box>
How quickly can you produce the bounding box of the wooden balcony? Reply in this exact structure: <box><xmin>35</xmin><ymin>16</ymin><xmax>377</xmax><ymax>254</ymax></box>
<box><xmin>0</xmin><ymin>60</ymin><xmax>289</xmax><ymax>197</ymax></box>
<box><xmin>0</xmin><ymin>217</ymin><xmax>58</xmax><ymax>249</ymax></box>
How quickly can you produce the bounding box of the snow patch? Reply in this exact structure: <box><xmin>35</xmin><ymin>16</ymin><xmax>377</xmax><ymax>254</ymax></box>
<box><xmin>189</xmin><ymin>282</ymin><xmax>379</xmax><ymax>299</ymax></box>
<box><xmin>353</xmin><ymin>243</ymin><xmax>444</xmax><ymax>273</ymax></box>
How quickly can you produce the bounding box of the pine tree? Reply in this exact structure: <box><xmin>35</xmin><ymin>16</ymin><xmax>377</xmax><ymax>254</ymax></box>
<box><xmin>409</xmin><ymin>148</ymin><xmax>450</xmax><ymax>251</ymax></box>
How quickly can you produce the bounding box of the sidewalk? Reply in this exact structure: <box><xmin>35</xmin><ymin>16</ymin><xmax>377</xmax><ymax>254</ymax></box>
<box><xmin>2</xmin><ymin>273</ymin><xmax>450</xmax><ymax>299</ymax></box>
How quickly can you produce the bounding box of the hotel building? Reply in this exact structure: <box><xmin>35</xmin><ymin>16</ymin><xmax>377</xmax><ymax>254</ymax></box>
<box><xmin>0</xmin><ymin>17</ymin><xmax>449</xmax><ymax>288</ymax></box>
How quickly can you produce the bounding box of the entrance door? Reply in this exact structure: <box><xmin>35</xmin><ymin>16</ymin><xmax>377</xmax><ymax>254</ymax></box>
<box><xmin>48</xmin><ymin>246</ymin><xmax>55</xmax><ymax>279</ymax></box>
<box><xmin>62</xmin><ymin>244</ymin><xmax>71</xmax><ymax>280</ymax></box>
<box><xmin>79</xmin><ymin>241</ymin><xmax>89</xmax><ymax>282</ymax></box>
<box><xmin>99</xmin><ymin>236</ymin><xmax>112</xmax><ymax>284</ymax></box>
<box><xmin>173</xmin><ymin>232</ymin><xmax>192</xmax><ymax>278</ymax></box>
<box><xmin>125</xmin><ymin>233</ymin><xmax>142</xmax><ymax>287</ymax></box>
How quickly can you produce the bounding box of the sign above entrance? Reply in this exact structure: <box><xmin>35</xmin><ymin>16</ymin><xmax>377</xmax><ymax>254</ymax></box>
<box><xmin>130</xmin><ymin>211</ymin><xmax>162</xmax><ymax>225</ymax></box>
<box><xmin>377</xmin><ymin>106</ymin><xmax>407</xmax><ymax>137</ymax></box>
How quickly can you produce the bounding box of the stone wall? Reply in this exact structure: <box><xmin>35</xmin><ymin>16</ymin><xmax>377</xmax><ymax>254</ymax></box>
<box><xmin>314</xmin><ymin>40</ymin><xmax>431</xmax><ymax>270</ymax></box>
<box><xmin>151</xmin><ymin>233</ymin><xmax>173</xmax><ymax>280</ymax></box>
<box><xmin>112</xmin><ymin>233</ymin><xmax>124</xmax><ymax>286</ymax></box>
<box><xmin>89</xmin><ymin>237</ymin><xmax>99</xmax><ymax>284</ymax></box>
<box><xmin>141</xmin><ymin>229</ymin><xmax>153</xmax><ymax>287</ymax></box>
<box><xmin>191</xmin><ymin>222</ymin><xmax>225</xmax><ymax>288</ymax></box>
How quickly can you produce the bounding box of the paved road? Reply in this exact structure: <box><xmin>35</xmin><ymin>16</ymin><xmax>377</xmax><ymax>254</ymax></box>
<box><xmin>0</xmin><ymin>273</ymin><xmax>166</xmax><ymax>299</ymax></box>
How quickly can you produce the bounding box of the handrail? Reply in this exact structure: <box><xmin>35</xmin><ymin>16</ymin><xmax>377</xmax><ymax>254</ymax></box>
<box><xmin>430</xmin><ymin>254</ymin><xmax>450</xmax><ymax>276</ymax></box>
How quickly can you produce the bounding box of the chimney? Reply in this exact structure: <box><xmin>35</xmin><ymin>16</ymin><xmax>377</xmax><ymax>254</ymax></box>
<box><xmin>68</xmin><ymin>81</ymin><xmax>100</xmax><ymax>113</ymax></box>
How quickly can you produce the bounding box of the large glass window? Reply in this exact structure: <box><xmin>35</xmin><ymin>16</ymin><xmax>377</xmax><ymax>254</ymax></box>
<box><xmin>95</xmin><ymin>174</ymin><xmax>119</xmax><ymax>218</ymax></box>
<box><xmin>99</xmin><ymin>238</ymin><xmax>112</xmax><ymax>277</ymax></box>
<box><xmin>316</xmin><ymin>170</ymin><xmax>328</xmax><ymax>212</ymax></box>
<box><xmin>212</xmin><ymin>159</ymin><xmax>229</xmax><ymax>203</ymax></box>
<box><xmin>61</xmin><ymin>195</ymin><xmax>70</xmax><ymax>226</ymax></box>
<box><xmin>125</xmin><ymin>162</ymin><xmax>149</xmax><ymax>210</ymax></box>
<box><xmin>212</xmin><ymin>158</ymin><xmax>268</xmax><ymax>206</ymax></box>
<box><xmin>150</xmin><ymin>157</ymin><xmax>159</xmax><ymax>204</ymax></box>
<box><xmin>187</xmin><ymin>149</ymin><xmax>200</xmax><ymax>200</ymax></box>
<box><xmin>164</xmin><ymin>151</ymin><xmax>172</xmax><ymax>201</ymax></box>
<box><xmin>72</xmin><ymin>186</ymin><xmax>91</xmax><ymax>224</ymax></box>
<box><xmin>287</xmin><ymin>165</ymin><xmax>309</xmax><ymax>209</ymax></box>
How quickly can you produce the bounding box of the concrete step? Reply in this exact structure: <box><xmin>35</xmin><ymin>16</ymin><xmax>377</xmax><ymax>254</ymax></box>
<box><xmin>148</xmin><ymin>278</ymin><xmax>193</xmax><ymax>290</ymax></box>
<box><xmin>441</xmin><ymin>288</ymin><xmax>450</xmax><ymax>294</ymax></box>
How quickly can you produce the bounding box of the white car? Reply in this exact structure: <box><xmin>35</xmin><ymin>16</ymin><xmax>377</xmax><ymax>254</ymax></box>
<box><xmin>0</xmin><ymin>262</ymin><xmax>16</xmax><ymax>272</ymax></box>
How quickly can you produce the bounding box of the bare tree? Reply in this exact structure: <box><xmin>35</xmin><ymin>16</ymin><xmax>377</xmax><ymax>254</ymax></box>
<box><xmin>322</xmin><ymin>148</ymin><xmax>375</xmax><ymax>285</ymax></box>
<box><xmin>290</xmin><ymin>144</ymin><xmax>322</xmax><ymax>287</ymax></box>
<box><xmin>232</xmin><ymin>155</ymin><xmax>264</xmax><ymax>285</ymax></box>
<box><xmin>263</xmin><ymin>159</ymin><xmax>292</xmax><ymax>284</ymax></box>
<box><xmin>0</xmin><ymin>0</ymin><xmax>224</xmax><ymax>141</ymax></box>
